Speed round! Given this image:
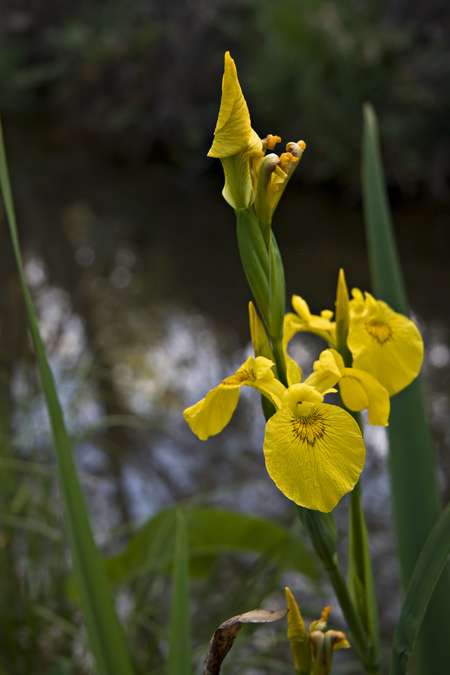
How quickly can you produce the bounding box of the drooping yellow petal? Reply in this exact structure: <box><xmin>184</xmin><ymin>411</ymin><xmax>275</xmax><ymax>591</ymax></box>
<box><xmin>183</xmin><ymin>387</ymin><xmax>240</xmax><ymax>441</ymax></box>
<box><xmin>183</xmin><ymin>355</ymin><xmax>285</xmax><ymax>440</ymax></box>
<box><xmin>340</xmin><ymin>367</ymin><xmax>390</xmax><ymax>426</ymax></box>
<box><xmin>263</xmin><ymin>387</ymin><xmax>365</xmax><ymax>512</ymax></box>
<box><xmin>348</xmin><ymin>290</ymin><xmax>424</xmax><ymax>396</ymax></box>
<box><xmin>208</xmin><ymin>52</ymin><xmax>252</xmax><ymax>158</ymax></box>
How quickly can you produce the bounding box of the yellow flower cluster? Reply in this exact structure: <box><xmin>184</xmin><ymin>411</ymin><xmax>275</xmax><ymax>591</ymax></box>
<box><xmin>184</xmin><ymin>52</ymin><xmax>424</xmax><ymax>514</ymax></box>
<box><xmin>184</xmin><ymin>275</ymin><xmax>423</xmax><ymax>513</ymax></box>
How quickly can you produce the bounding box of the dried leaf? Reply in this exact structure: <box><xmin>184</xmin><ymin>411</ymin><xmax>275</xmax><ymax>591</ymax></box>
<box><xmin>204</xmin><ymin>608</ymin><xmax>287</xmax><ymax>674</ymax></box>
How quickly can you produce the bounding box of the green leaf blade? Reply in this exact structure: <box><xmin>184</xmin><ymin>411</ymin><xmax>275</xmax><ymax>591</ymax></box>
<box><xmin>0</xmin><ymin>117</ymin><xmax>135</xmax><ymax>675</ymax></box>
<box><xmin>391</xmin><ymin>501</ymin><xmax>450</xmax><ymax>674</ymax></box>
<box><xmin>362</xmin><ymin>103</ymin><xmax>450</xmax><ymax>673</ymax></box>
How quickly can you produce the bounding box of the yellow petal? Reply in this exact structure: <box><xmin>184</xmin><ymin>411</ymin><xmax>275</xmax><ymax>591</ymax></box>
<box><xmin>304</xmin><ymin>349</ymin><xmax>344</xmax><ymax>393</ymax></box>
<box><xmin>183</xmin><ymin>355</ymin><xmax>280</xmax><ymax>440</ymax></box>
<box><xmin>222</xmin><ymin>355</ymin><xmax>285</xmax><ymax>409</ymax></box>
<box><xmin>286</xmin><ymin>357</ymin><xmax>303</xmax><ymax>386</ymax></box>
<box><xmin>208</xmin><ymin>52</ymin><xmax>253</xmax><ymax>158</ymax></box>
<box><xmin>340</xmin><ymin>368</ymin><xmax>390</xmax><ymax>426</ymax></box>
<box><xmin>285</xmin><ymin>296</ymin><xmax>337</xmax><ymax>347</ymax></box>
<box><xmin>348</xmin><ymin>291</ymin><xmax>424</xmax><ymax>396</ymax></box>
<box><xmin>285</xmin><ymin>588</ymin><xmax>308</xmax><ymax>641</ymax></box>
<box><xmin>285</xmin><ymin>588</ymin><xmax>311</xmax><ymax>672</ymax></box>
<box><xmin>264</xmin><ymin>400</ymin><xmax>365</xmax><ymax>512</ymax></box>
<box><xmin>281</xmin><ymin>383</ymin><xmax>324</xmax><ymax>414</ymax></box>
<box><xmin>251</xmin><ymin>356</ymin><xmax>286</xmax><ymax>409</ymax></box>
<box><xmin>183</xmin><ymin>386</ymin><xmax>240</xmax><ymax>441</ymax></box>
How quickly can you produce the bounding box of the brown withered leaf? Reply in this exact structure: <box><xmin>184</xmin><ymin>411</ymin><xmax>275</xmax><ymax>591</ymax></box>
<box><xmin>204</xmin><ymin>608</ymin><xmax>288</xmax><ymax>674</ymax></box>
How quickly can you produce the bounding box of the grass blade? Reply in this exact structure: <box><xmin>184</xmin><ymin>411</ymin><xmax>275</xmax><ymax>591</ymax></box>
<box><xmin>0</xmin><ymin>117</ymin><xmax>135</xmax><ymax>675</ymax></box>
<box><xmin>167</xmin><ymin>511</ymin><xmax>191</xmax><ymax>675</ymax></box>
<box><xmin>362</xmin><ymin>103</ymin><xmax>450</xmax><ymax>671</ymax></box>
<box><xmin>391</xmin><ymin>500</ymin><xmax>450</xmax><ymax>674</ymax></box>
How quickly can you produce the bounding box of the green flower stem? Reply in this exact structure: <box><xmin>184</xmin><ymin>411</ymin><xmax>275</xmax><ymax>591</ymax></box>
<box><xmin>297</xmin><ymin>508</ymin><xmax>374</xmax><ymax>672</ymax></box>
<box><xmin>272</xmin><ymin>336</ymin><xmax>287</xmax><ymax>387</ymax></box>
<box><xmin>347</xmin><ymin>412</ymin><xmax>380</xmax><ymax>673</ymax></box>
<box><xmin>323</xmin><ymin>554</ymin><xmax>373</xmax><ymax>670</ymax></box>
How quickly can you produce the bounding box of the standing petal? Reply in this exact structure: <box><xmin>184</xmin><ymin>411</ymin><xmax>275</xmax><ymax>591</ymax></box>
<box><xmin>208</xmin><ymin>52</ymin><xmax>253</xmax><ymax>159</ymax></box>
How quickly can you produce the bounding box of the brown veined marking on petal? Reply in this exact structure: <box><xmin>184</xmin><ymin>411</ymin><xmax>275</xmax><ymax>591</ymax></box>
<box><xmin>221</xmin><ymin>368</ymin><xmax>255</xmax><ymax>388</ymax></box>
<box><xmin>365</xmin><ymin>322</ymin><xmax>393</xmax><ymax>344</ymax></box>
<box><xmin>290</xmin><ymin>409</ymin><xmax>326</xmax><ymax>447</ymax></box>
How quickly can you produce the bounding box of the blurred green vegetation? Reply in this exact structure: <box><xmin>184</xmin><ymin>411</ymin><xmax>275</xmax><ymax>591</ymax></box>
<box><xmin>1</xmin><ymin>0</ymin><xmax>449</xmax><ymax>194</ymax></box>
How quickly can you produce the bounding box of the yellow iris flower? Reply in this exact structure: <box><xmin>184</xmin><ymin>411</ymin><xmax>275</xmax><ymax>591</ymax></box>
<box><xmin>184</xmin><ymin>351</ymin><xmax>366</xmax><ymax>512</ymax></box>
<box><xmin>208</xmin><ymin>52</ymin><xmax>305</xmax><ymax>213</ymax></box>
<box><xmin>183</xmin><ymin>356</ymin><xmax>285</xmax><ymax>441</ymax></box>
<box><xmin>263</xmin><ymin>383</ymin><xmax>365</xmax><ymax>512</ymax></box>
<box><xmin>348</xmin><ymin>289</ymin><xmax>424</xmax><ymax>396</ymax></box>
<box><xmin>284</xmin><ymin>285</ymin><xmax>424</xmax><ymax>398</ymax></box>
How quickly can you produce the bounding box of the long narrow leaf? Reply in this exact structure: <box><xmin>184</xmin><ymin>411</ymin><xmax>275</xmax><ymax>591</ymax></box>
<box><xmin>0</xmin><ymin>118</ymin><xmax>135</xmax><ymax>675</ymax></box>
<box><xmin>167</xmin><ymin>511</ymin><xmax>191</xmax><ymax>675</ymax></box>
<box><xmin>391</xmin><ymin>500</ymin><xmax>450</xmax><ymax>674</ymax></box>
<box><xmin>362</xmin><ymin>103</ymin><xmax>450</xmax><ymax>671</ymax></box>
